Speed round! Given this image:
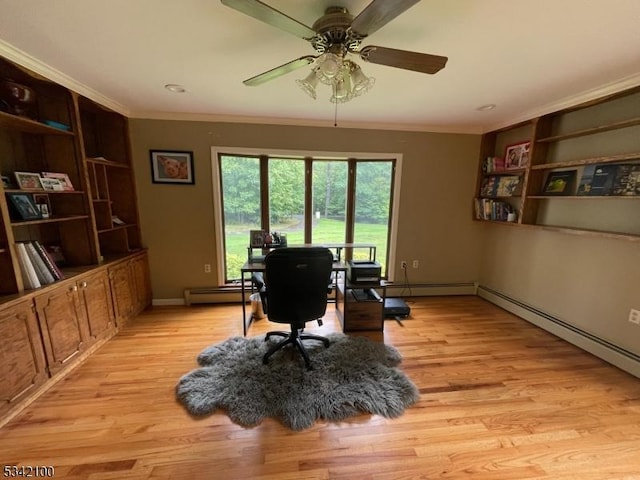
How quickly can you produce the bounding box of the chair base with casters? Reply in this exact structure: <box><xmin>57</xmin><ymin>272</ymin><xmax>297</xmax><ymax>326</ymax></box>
<box><xmin>263</xmin><ymin>327</ymin><xmax>330</xmax><ymax>370</ymax></box>
<box><xmin>255</xmin><ymin>247</ymin><xmax>335</xmax><ymax>370</ymax></box>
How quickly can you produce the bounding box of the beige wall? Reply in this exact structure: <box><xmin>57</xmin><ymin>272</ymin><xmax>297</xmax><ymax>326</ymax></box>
<box><xmin>478</xmin><ymin>226</ymin><xmax>640</xmax><ymax>357</ymax></box>
<box><xmin>128</xmin><ymin>119</ymin><xmax>482</xmax><ymax>300</ymax></box>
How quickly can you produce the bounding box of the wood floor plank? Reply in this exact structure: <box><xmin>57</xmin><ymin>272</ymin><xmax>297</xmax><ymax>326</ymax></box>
<box><xmin>2</xmin><ymin>296</ymin><xmax>640</xmax><ymax>479</ymax></box>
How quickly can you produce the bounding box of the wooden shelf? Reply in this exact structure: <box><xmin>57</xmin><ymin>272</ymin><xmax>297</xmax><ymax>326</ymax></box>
<box><xmin>474</xmin><ymin>85</ymin><xmax>640</xmax><ymax>240</ymax></box>
<box><xmin>10</xmin><ymin>215</ymin><xmax>90</xmax><ymax>227</ymax></box>
<box><xmin>0</xmin><ymin>111</ymin><xmax>74</xmax><ymax>136</ymax></box>
<box><xmin>531</xmin><ymin>152</ymin><xmax>640</xmax><ymax>170</ymax></box>
<box><xmin>528</xmin><ymin>195</ymin><xmax>640</xmax><ymax>200</ymax></box>
<box><xmin>536</xmin><ymin>117</ymin><xmax>640</xmax><ymax>143</ymax></box>
<box><xmin>86</xmin><ymin>157</ymin><xmax>130</xmax><ymax>168</ymax></box>
<box><xmin>97</xmin><ymin>224</ymin><xmax>134</xmax><ymax>234</ymax></box>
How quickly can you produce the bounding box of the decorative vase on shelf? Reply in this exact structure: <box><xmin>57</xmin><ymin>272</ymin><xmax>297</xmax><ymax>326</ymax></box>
<box><xmin>0</xmin><ymin>79</ymin><xmax>36</xmax><ymax>117</ymax></box>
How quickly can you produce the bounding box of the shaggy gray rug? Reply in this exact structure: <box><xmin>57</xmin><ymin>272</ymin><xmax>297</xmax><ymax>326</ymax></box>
<box><xmin>176</xmin><ymin>333</ymin><xmax>419</xmax><ymax>430</ymax></box>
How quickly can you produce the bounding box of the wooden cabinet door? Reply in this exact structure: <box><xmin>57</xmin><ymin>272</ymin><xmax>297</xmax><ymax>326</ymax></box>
<box><xmin>78</xmin><ymin>270</ymin><xmax>115</xmax><ymax>341</ymax></box>
<box><xmin>109</xmin><ymin>261</ymin><xmax>134</xmax><ymax>326</ymax></box>
<box><xmin>35</xmin><ymin>283</ymin><xmax>89</xmax><ymax>375</ymax></box>
<box><xmin>130</xmin><ymin>254</ymin><xmax>151</xmax><ymax>315</ymax></box>
<box><xmin>0</xmin><ymin>300</ymin><xmax>48</xmax><ymax>416</ymax></box>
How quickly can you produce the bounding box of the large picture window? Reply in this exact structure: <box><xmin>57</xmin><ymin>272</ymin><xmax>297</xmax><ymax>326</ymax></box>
<box><xmin>213</xmin><ymin>148</ymin><xmax>401</xmax><ymax>284</ymax></box>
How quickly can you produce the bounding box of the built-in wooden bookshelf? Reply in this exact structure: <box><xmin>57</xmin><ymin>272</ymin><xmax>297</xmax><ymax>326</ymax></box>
<box><xmin>0</xmin><ymin>54</ymin><xmax>150</xmax><ymax>426</ymax></box>
<box><xmin>474</xmin><ymin>86</ymin><xmax>640</xmax><ymax>241</ymax></box>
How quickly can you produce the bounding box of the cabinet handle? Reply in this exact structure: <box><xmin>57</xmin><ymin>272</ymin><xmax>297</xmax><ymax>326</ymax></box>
<box><xmin>70</xmin><ymin>285</ymin><xmax>78</xmax><ymax>292</ymax></box>
<box><xmin>80</xmin><ymin>281</ymin><xmax>88</xmax><ymax>288</ymax></box>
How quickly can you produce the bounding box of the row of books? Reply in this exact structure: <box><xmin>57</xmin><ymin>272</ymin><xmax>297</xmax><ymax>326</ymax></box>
<box><xmin>480</xmin><ymin>175</ymin><xmax>522</xmax><ymax>197</ymax></box>
<box><xmin>482</xmin><ymin>156</ymin><xmax>506</xmax><ymax>173</ymax></box>
<box><xmin>577</xmin><ymin>163</ymin><xmax>640</xmax><ymax>196</ymax></box>
<box><xmin>15</xmin><ymin>240</ymin><xmax>65</xmax><ymax>289</ymax></box>
<box><xmin>474</xmin><ymin>198</ymin><xmax>515</xmax><ymax>221</ymax></box>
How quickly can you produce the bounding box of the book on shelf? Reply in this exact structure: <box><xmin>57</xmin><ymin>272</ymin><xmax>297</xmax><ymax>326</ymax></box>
<box><xmin>612</xmin><ymin>164</ymin><xmax>640</xmax><ymax>196</ymax></box>
<box><xmin>542</xmin><ymin>170</ymin><xmax>577</xmax><ymax>196</ymax></box>
<box><xmin>588</xmin><ymin>164</ymin><xmax>618</xmax><ymax>196</ymax></box>
<box><xmin>474</xmin><ymin>198</ymin><xmax>514</xmax><ymax>221</ymax></box>
<box><xmin>23</xmin><ymin>242</ymin><xmax>56</xmax><ymax>285</ymax></box>
<box><xmin>576</xmin><ymin>165</ymin><xmax>597</xmax><ymax>195</ymax></box>
<box><xmin>480</xmin><ymin>175</ymin><xmax>521</xmax><ymax>197</ymax></box>
<box><xmin>14</xmin><ymin>241</ymin><xmax>65</xmax><ymax>289</ymax></box>
<box><xmin>33</xmin><ymin>240</ymin><xmax>65</xmax><ymax>280</ymax></box>
<box><xmin>15</xmin><ymin>242</ymin><xmax>41</xmax><ymax>289</ymax></box>
<box><xmin>482</xmin><ymin>156</ymin><xmax>505</xmax><ymax>173</ymax></box>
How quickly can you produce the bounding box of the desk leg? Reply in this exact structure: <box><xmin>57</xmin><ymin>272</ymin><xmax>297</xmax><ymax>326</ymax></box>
<box><xmin>241</xmin><ymin>272</ymin><xmax>249</xmax><ymax>336</ymax></box>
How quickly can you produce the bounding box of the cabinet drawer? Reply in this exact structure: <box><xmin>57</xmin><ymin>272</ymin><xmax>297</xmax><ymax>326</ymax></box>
<box><xmin>344</xmin><ymin>297</ymin><xmax>383</xmax><ymax>331</ymax></box>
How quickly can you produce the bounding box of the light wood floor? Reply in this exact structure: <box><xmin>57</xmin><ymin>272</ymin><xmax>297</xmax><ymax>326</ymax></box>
<box><xmin>2</xmin><ymin>296</ymin><xmax>640</xmax><ymax>479</ymax></box>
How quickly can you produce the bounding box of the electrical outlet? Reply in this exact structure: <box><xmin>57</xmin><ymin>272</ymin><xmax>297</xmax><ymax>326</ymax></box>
<box><xmin>412</xmin><ymin>260</ymin><xmax>419</xmax><ymax>269</ymax></box>
<box><xmin>400</xmin><ymin>260</ymin><xmax>407</xmax><ymax>270</ymax></box>
<box><xmin>204</xmin><ymin>264</ymin><xmax>211</xmax><ymax>273</ymax></box>
<box><xmin>629</xmin><ymin>309</ymin><xmax>640</xmax><ymax>325</ymax></box>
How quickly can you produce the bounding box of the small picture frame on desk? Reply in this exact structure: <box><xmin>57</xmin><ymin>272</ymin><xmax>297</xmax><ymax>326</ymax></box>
<box><xmin>5</xmin><ymin>192</ymin><xmax>42</xmax><ymax>220</ymax></box>
<box><xmin>250</xmin><ymin>229</ymin><xmax>265</xmax><ymax>248</ymax></box>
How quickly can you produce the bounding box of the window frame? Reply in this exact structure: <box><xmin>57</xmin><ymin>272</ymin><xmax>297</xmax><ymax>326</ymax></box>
<box><xmin>211</xmin><ymin>146</ymin><xmax>403</xmax><ymax>285</ymax></box>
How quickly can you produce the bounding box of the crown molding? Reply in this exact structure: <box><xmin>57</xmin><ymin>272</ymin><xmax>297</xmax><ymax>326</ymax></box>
<box><xmin>129</xmin><ymin>110</ymin><xmax>484</xmax><ymax>135</ymax></box>
<box><xmin>484</xmin><ymin>72</ymin><xmax>640</xmax><ymax>133</ymax></box>
<box><xmin>0</xmin><ymin>39</ymin><xmax>131</xmax><ymax>116</ymax></box>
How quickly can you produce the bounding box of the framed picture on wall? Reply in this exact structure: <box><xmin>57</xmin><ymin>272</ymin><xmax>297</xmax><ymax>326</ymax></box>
<box><xmin>150</xmin><ymin>150</ymin><xmax>194</xmax><ymax>184</ymax></box>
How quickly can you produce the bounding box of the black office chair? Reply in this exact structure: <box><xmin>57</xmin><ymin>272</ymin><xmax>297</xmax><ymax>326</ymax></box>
<box><xmin>256</xmin><ymin>247</ymin><xmax>333</xmax><ymax>370</ymax></box>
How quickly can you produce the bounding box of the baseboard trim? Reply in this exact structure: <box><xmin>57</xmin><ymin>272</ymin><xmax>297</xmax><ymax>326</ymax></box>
<box><xmin>153</xmin><ymin>298</ymin><xmax>185</xmax><ymax>306</ymax></box>
<box><xmin>477</xmin><ymin>285</ymin><xmax>640</xmax><ymax>378</ymax></box>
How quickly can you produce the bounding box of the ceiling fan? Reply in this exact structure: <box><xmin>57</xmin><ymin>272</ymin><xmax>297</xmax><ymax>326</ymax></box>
<box><xmin>220</xmin><ymin>0</ymin><xmax>448</xmax><ymax>103</ymax></box>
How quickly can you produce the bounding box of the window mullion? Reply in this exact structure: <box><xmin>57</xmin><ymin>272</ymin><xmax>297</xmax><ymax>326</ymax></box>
<box><xmin>259</xmin><ymin>155</ymin><xmax>269</xmax><ymax>232</ymax></box>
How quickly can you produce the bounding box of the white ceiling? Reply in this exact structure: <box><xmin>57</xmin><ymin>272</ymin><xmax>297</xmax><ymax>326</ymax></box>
<box><xmin>1</xmin><ymin>0</ymin><xmax>639</xmax><ymax>133</ymax></box>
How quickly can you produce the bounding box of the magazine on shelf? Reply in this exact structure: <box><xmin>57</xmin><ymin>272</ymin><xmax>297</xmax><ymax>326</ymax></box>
<box><xmin>588</xmin><ymin>165</ymin><xmax>618</xmax><ymax>196</ymax></box>
<box><xmin>612</xmin><ymin>164</ymin><xmax>640</xmax><ymax>196</ymax></box>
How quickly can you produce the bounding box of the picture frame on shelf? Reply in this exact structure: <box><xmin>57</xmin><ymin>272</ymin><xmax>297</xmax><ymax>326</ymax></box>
<box><xmin>5</xmin><ymin>192</ymin><xmax>42</xmax><ymax>220</ymax></box>
<box><xmin>249</xmin><ymin>229</ymin><xmax>265</xmax><ymax>248</ymax></box>
<box><xmin>1</xmin><ymin>175</ymin><xmax>13</xmax><ymax>189</ymax></box>
<box><xmin>150</xmin><ymin>150</ymin><xmax>194</xmax><ymax>184</ymax></box>
<box><xmin>33</xmin><ymin>193</ymin><xmax>51</xmax><ymax>218</ymax></box>
<box><xmin>504</xmin><ymin>141</ymin><xmax>530</xmax><ymax>170</ymax></box>
<box><xmin>41</xmin><ymin>172</ymin><xmax>74</xmax><ymax>191</ymax></box>
<box><xmin>14</xmin><ymin>171</ymin><xmax>43</xmax><ymax>190</ymax></box>
<box><xmin>542</xmin><ymin>170</ymin><xmax>577</xmax><ymax>196</ymax></box>
<box><xmin>40</xmin><ymin>177</ymin><xmax>65</xmax><ymax>191</ymax></box>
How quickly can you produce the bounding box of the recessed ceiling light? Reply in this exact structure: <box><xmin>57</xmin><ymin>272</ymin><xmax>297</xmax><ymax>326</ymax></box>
<box><xmin>476</xmin><ymin>104</ymin><xmax>496</xmax><ymax>111</ymax></box>
<box><xmin>165</xmin><ymin>84</ymin><xmax>187</xmax><ymax>93</ymax></box>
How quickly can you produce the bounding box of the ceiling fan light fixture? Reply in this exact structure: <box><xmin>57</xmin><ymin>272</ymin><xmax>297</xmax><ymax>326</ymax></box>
<box><xmin>295</xmin><ymin>71</ymin><xmax>319</xmax><ymax>99</ymax></box>
<box><xmin>349</xmin><ymin>62</ymin><xmax>375</xmax><ymax>96</ymax></box>
<box><xmin>318</xmin><ymin>53</ymin><xmax>341</xmax><ymax>79</ymax></box>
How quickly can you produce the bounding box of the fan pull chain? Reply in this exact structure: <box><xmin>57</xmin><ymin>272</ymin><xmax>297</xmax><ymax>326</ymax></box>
<box><xmin>334</xmin><ymin>100</ymin><xmax>338</xmax><ymax>127</ymax></box>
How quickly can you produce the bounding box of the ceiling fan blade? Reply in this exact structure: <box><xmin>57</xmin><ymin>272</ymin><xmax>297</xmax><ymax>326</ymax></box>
<box><xmin>351</xmin><ymin>0</ymin><xmax>421</xmax><ymax>37</ymax></box>
<box><xmin>360</xmin><ymin>46</ymin><xmax>448</xmax><ymax>74</ymax></box>
<box><xmin>221</xmin><ymin>0</ymin><xmax>316</xmax><ymax>39</ymax></box>
<box><xmin>243</xmin><ymin>56</ymin><xmax>317</xmax><ymax>86</ymax></box>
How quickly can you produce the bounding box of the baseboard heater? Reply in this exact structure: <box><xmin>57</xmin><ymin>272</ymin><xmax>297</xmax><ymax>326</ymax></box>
<box><xmin>184</xmin><ymin>286</ymin><xmax>248</xmax><ymax>305</ymax></box>
<box><xmin>477</xmin><ymin>285</ymin><xmax>640</xmax><ymax>378</ymax></box>
<box><xmin>385</xmin><ymin>282</ymin><xmax>476</xmax><ymax>297</ymax></box>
